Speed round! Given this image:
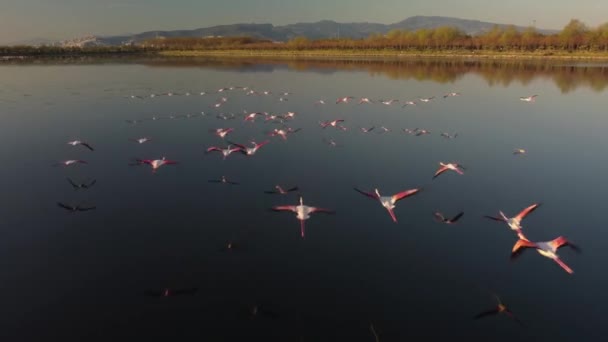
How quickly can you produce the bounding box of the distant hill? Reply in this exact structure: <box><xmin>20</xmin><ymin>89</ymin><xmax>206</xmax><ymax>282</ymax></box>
<box><xmin>57</xmin><ymin>16</ymin><xmax>558</xmax><ymax>47</ymax></box>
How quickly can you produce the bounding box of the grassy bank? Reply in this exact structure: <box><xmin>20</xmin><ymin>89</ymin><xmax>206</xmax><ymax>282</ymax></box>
<box><xmin>159</xmin><ymin>49</ymin><xmax>608</xmax><ymax>61</ymax></box>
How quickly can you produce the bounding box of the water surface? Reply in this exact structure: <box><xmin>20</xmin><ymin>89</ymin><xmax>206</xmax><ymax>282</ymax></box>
<box><xmin>1</xmin><ymin>58</ymin><xmax>607</xmax><ymax>341</ymax></box>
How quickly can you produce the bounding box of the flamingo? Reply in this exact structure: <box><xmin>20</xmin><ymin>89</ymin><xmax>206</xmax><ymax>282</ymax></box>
<box><xmin>134</xmin><ymin>157</ymin><xmax>178</xmax><ymax>172</ymax></box>
<box><xmin>67</xmin><ymin>140</ymin><xmax>94</xmax><ymax>151</ymax></box>
<box><xmin>208</xmin><ymin>175</ymin><xmax>239</xmax><ymax>185</ymax></box>
<box><xmin>144</xmin><ymin>288</ymin><xmax>198</xmax><ymax>297</ymax></box>
<box><xmin>314</xmin><ymin>100</ymin><xmax>326</xmax><ymax>105</ymax></box>
<box><xmin>434</xmin><ymin>211</ymin><xmax>464</xmax><ymax>224</ymax></box>
<box><xmin>359</xmin><ymin>97</ymin><xmax>374</xmax><ymax>104</ymax></box>
<box><xmin>336</xmin><ymin>96</ymin><xmax>354</xmax><ymax>104</ymax></box>
<box><xmin>519</xmin><ymin>95</ymin><xmax>538</xmax><ymax>102</ymax></box>
<box><xmin>228</xmin><ymin>140</ymin><xmax>269</xmax><ymax>156</ymax></box>
<box><xmin>130</xmin><ymin>137</ymin><xmax>151</xmax><ymax>144</ymax></box>
<box><xmin>402</xmin><ymin>100</ymin><xmax>417</xmax><ymax>107</ymax></box>
<box><xmin>268</xmin><ymin>127</ymin><xmax>301</xmax><ymax>140</ymax></box>
<box><xmin>378</xmin><ymin>126</ymin><xmax>391</xmax><ymax>134</ymax></box>
<box><xmin>419</xmin><ymin>96</ymin><xmax>435</xmax><ymax>103</ymax></box>
<box><xmin>264</xmin><ymin>185</ymin><xmax>299</xmax><ymax>195</ymax></box>
<box><xmin>513</xmin><ymin>148</ymin><xmax>527</xmax><ymax>155</ymax></box>
<box><xmin>483</xmin><ymin>203</ymin><xmax>541</xmax><ymax>237</ymax></box>
<box><xmin>474</xmin><ymin>293</ymin><xmax>524</xmax><ymax>325</ymax></box>
<box><xmin>512</xmin><ymin>234</ymin><xmax>580</xmax><ymax>274</ymax></box>
<box><xmin>440</xmin><ymin>132</ymin><xmax>458</xmax><ymax>139</ymax></box>
<box><xmin>216</xmin><ymin>113</ymin><xmax>236</xmax><ymax>121</ymax></box>
<box><xmin>206</xmin><ymin>145</ymin><xmax>242</xmax><ymax>160</ymax></box>
<box><xmin>53</xmin><ymin>160</ymin><xmax>87</xmax><ymax>167</ymax></box>
<box><xmin>380</xmin><ymin>99</ymin><xmax>399</xmax><ymax>105</ymax></box>
<box><xmin>402</xmin><ymin>128</ymin><xmax>416</xmax><ymax>135</ymax></box>
<box><xmin>57</xmin><ymin>202</ymin><xmax>96</xmax><ymax>212</ymax></box>
<box><xmin>415</xmin><ymin>129</ymin><xmax>431</xmax><ymax>136</ymax></box>
<box><xmin>210</xmin><ymin>128</ymin><xmax>234</xmax><ymax>139</ymax></box>
<box><xmin>244</xmin><ymin>112</ymin><xmax>264</xmax><ymax>123</ymax></box>
<box><xmin>433</xmin><ymin>162</ymin><xmax>465</xmax><ymax>179</ymax></box>
<box><xmin>66</xmin><ymin>178</ymin><xmax>96</xmax><ymax>190</ymax></box>
<box><xmin>443</xmin><ymin>92</ymin><xmax>461</xmax><ymax>98</ymax></box>
<box><xmin>359</xmin><ymin>126</ymin><xmax>375</xmax><ymax>133</ymax></box>
<box><xmin>354</xmin><ymin>187</ymin><xmax>421</xmax><ymax>223</ymax></box>
<box><xmin>282</xmin><ymin>112</ymin><xmax>296</xmax><ymax>120</ymax></box>
<box><xmin>319</xmin><ymin>119</ymin><xmax>346</xmax><ymax>130</ymax></box>
<box><xmin>272</xmin><ymin>196</ymin><xmax>334</xmax><ymax>238</ymax></box>
<box><xmin>323</xmin><ymin>138</ymin><xmax>341</xmax><ymax>147</ymax></box>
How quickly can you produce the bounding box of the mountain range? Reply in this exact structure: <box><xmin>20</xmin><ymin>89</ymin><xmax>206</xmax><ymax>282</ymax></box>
<box><xmin>47</xmin><ymin>16</ymin><xmax>558</xmax><ymax>47</ymax></box>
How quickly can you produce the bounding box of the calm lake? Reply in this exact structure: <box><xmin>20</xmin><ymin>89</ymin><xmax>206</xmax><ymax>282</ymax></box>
<box><xmin>1</xmin><ymin>57</ymin><xmax>607</xmax><ymax>341</ymax></box>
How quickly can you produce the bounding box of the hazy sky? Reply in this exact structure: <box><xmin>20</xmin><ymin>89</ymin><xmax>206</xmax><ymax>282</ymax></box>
<box><xmin>2</xmin><ymin>0</ymin><xmax>607</xmax><ymax>44</ymax></box>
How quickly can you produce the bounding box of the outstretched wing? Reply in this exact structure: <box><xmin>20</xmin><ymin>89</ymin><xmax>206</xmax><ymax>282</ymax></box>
<box><xmin>449</xmin><ymin>212</ymin><xmax>464</xmax><ymax>223</ymax></box>
<box><xmin>354</xmin><ymin>188</ymin><xmax>379</xmax><ymax>199</ymax></box>
<box><xmin>272</xmin><ymin>205</ymin><xmax>297</xmax><ymax>212</ymax></box>
<box><xmin>391</xmin><ymin>188</ymin><xmax>420</xmax><ymax>203</ymax></box>
<box><xmin>514</xmin><ymin>203</ymin><xmax>541</xmax><ymax>222</ymax></box>
<box><xmin>474</xmin><ymin>308</ymin><xmax>499</xmax><ymax>319</ymax></box>
<box><xmin>433</xmin><ymin>166</ymin><xmax>449</xmax><ymax>179</ymax></box>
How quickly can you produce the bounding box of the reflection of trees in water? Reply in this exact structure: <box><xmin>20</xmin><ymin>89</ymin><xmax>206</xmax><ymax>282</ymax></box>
<box><xmin>142</xmin><ymin>57</ymin><xmax>608</xmax><ymax>93</ymax></box>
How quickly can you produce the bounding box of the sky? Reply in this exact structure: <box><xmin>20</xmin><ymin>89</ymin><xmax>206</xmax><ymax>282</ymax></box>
<box><xmin>2</xmin><ymin>0</ymin><xmax>608</xmax><ymax>44</ymax></box>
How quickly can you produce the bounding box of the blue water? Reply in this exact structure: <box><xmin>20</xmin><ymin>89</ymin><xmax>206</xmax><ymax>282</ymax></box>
<box><xmin>1</xmin><ymin>58</ymin><xmax>606</xmax><ymax>341</ymax></box>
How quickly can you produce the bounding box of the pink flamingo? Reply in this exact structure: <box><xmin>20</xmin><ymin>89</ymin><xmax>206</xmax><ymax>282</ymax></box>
<box><xmin>433</xmin><ymin>162</ymin><xmax>465</xmax><ymax>179</ymax></box>
<box><xmin>484</xmin><ymin>203</ymin><xmax>541</xmax><ymax>237</ymax></box>
<box><xmin>134</xmin><ymin>157</ymin><xmax>178</xmax><ymax>172</ymax></box>
<box><xmin>512</xmin><ymin>234</ymin><xmax>580</xmax><ymax>274</ymax></box>
<box><xmin>272</xmin><ymin>196</ymin><xmax>335</xmax><ymax>238</ymax></box>
<box><xmin>354</xmin><ymin>187</ymin><xmax>421</xmax><ymax>223</ymax></box>
<box><xmin>206</xmin><ymin>145</ymin><xmax>242</xmax><ymax>160</ymax></box>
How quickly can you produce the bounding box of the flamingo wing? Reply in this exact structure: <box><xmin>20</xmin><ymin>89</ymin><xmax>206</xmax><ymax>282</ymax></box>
<box><xmin>354</xmin><ymin>188</ymin><xmax>379</xmax><ymax>200</ymax></box>
<box><xmin>449</xmin><ymin>212</ymin><xmax>464</xmax><ymax>223</ymax></box>
<box><xmin>272</xmin><ymin>205</ymin><xmax>297</xmax><ymax>212</ymax></box>
<box><xmin>310</xmin><ymin>207</ymin><xmax>335</xmax><ymax>214</ymax></box>
<box><xmin>553</xmin><ymin>258</ymin><xmax>574</xmax><ymax>274</ymax></box>
<box><xmin>433</xmin><ymin>166</ymin><xmax>449</xmax><ymax>179</ymax></box>
<box><xmin>514</xmin><ymin>203</ymin><xmax>541</xmax><ymax>221</ymax></box>
<box><xmin>391</xmin><ymin>188</ymin><xmax>421</xmax><ymax>203</ymax></box>
<box><xmin>474</xmin><ymin>308</ymin><xmax>500</xmax><ymax>319</ymax></box>
<box><xmin>483</xmin><ymin>215</ymin><xmax>507</xmax><ymax>222</ymax></box>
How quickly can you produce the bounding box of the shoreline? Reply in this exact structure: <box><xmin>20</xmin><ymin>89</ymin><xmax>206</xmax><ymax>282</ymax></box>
<box><xmin>158</xmin><ymin>49</ymin><xmax>608</xmax><ymax>61</ymax></box>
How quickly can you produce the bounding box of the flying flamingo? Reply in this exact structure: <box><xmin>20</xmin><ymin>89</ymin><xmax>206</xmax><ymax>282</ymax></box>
<box><xmin>264</xmin><ymin>185</ymin><xmax>299</xmax><ymax>195</ymax></box>
<box><xmin>228</xmin><ymin>140</ymin><xmax>269</xmax><ymax>156</ymax></box>
<box><xmin>53</xmin><ymin>160</ymin><xmax>87</xmax><ymax>167</ymax></box>
<box><xmin>210</xmin><ymin>128</ymin><xmax>234</xmax><ymax>139</ymax></box>
<box><xmin>474</xmin><ymin>293</ymin><xmax>524</xmax><ymax>325</ymax></box>
<box><xmin>359</xmin><ymin>97</ymin><xmax>374</xmax><ymax>104</ymax></box>
<box><xmin>433</xmin><ymin>162</ymin><xmax>465</xmax><ymax>179</ymax></box>
<box><xmin>134</xmin><ymin>157</ymin><xmax>178</xmax><ymax>172</ymax></box>
<box><xmin>402</xmin><ymin>128</ymin><xmax>416</xmax><ymax>135</ymax></box>
<box><xmin>520</xmin><ymin>95</ymin><xmax>538</xmax><ymax>102</ymax></box>
<box><xmin>208</xmin><ymin>175</ymin><xmax>239</xmax><ymax>185</ymax></box>
<box><xmin>271</xmin><ymin>196</ymin><xmax>334</xmax><ymax>238</ymax></box>
<box><xmin>402</xmin><ymin>100</ymin><xmax>417</xmax><ymax>107</ymax></box>
<box><xmin>130</xmin><ymin>137</ymin><xmax>151</xmax><ymax>144</ymax></box>
<box><xmin>418</xmin><ymin>96</ymin><xmax>435</xmax><ymax>103</ymax></box>
<box><xmin>144</xmin><ymin>288</ymin><xmax>198</xmax><ymax>297</ymax></box>
<box><xmin>415</xmin><ymin>129</ymin><xmax>431</xmax><ymax>136</ymax></box>
<box><xmin>380</xmin><ymin>99</ymin><xmax>399</xmax><ymax>105</ymax></box>
<box><xmin>319</xmin><ymin>119</ymin><xmax>346</xmax><ymax>130</ymax></box>
<box><xmin>359</xmin><ymin>126</ymin><xmax>375</xmax><ymax>133</ymax></box>
<box><xmin>512</xmin><ymin>234</ymin><xmax>580</xmax><ymax>274</ymax></box>
<box><xmin>243</xmin><ymin>112</ymin><xmax>264</xmax><ymax>123</ymax></box>
<box><xmin>282</xmin><ymin>112</ymin><xmax>296</xmax><ymax>120</ymax></box>
<box><xmin>378</xmin><ymin>126</ymin><xmax>391</xmax><ymax>134</ymax></box>
<box><xmin>268</xmin><ymin>127</ymin><xmax>301</xmax><ymax>140</ymax></box>
<box><xmin>336</xmin><ymin>96</ymin><xmax>354</xmax><ymax>104</ymax></box>
<box><xmin>434</xmin><ymin>211</ymin><xmax>464</xmax><ymax>224</ymax></box>
<box><xmin>513</xmin><ymin>148</ymin><xmax>527</xmax><ymax>155</ymax></box>
<box><xmin>354</xmin><ymin>187</ymin><xmax>421</xmax><ymax>223</ymax></box>
<box><xmin>483</xmin><ymin>203</ymin><xmax>541</xmax><ymax>237</ymax></box>
<box><xmin>443</xmin><ymin>92</ymin><xmax>461</xmax><ymax>98</ymax></box>
<box><xmin>57</xmin><ymin>202</ymin><xmax>96</xmax><ymax>212</ymax></box>
<box><xmin>67</xmin><ymin>140</ymin><xmax>94</xmax><ymax>151</ymax></box>
<box><xmin>440</xmin><ymin>132</ymin><xmax>458</xmax><ymax>139</ymax></box>
<box><xmin>206</xmin><ymin>145</ymin><xmax>242</xmax><ymax>160</ymax></box>
<box><xmin>66</xmin><ymin>178</ymin><xmax>96</xmax><ymax>190</ymax></box>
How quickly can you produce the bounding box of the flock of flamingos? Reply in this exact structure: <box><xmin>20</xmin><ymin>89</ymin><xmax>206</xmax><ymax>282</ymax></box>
<box><xmin>53</xmin><ymin>86</ymin><xmax>577</xmax><ymax>332</ymax></box>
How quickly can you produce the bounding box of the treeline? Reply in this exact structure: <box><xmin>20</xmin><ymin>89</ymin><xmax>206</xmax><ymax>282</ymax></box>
<box><xmin>0</xmin><ymin>45</ymin><xmax>150</xmax><ymax>57</ymax></box>
<box><xmin>143</xmin><ymin>19</ymin><xmax>608</xmax><ymax>52</ymax></box>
